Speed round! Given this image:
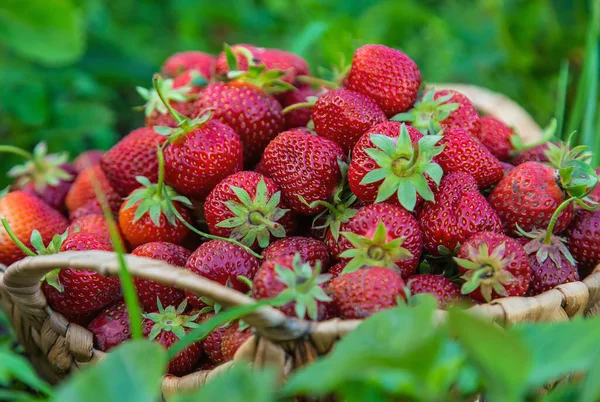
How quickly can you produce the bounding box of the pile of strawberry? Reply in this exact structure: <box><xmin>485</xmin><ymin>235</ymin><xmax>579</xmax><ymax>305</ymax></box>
<box><xmin>1</xmin><ymin>43</ymin><xmax>599</xmax><ymax>377</ymax></box>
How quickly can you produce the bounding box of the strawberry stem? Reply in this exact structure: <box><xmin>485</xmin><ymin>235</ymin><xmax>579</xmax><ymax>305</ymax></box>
<box><xmin>296</xmin><ymin>75</ymin><xmax>339</xmax><ymax>89</ymax></box>
<box><xmin>543</xmin><ymin>197</ymin><xmax>576</xmax><ymax>244</ymax></box>
<box><xmin>0</xmin><ymin>145</ymin><xmax>34</xmax><ymax>161</ymax></box>
<box><xmin>1</xmin><ymin>218</ymin><xmax>36</xmax><ymax>257</ymax></box>
<box><xmin>282</xmin><ymin>102</ymin><xmax>315</xmax><ymax>114</ymax></box>
<box><xmin>153</xmin><ymin>74</ymin><xmax>189</xmax><ymax>130</ymax></box>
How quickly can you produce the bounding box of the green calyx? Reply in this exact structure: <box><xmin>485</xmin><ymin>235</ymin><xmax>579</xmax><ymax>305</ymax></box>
<box><xmin>391</xmin><ymin>90</ymin><xmax>460</xmax><ymax>135</ymax></box>
<box><xmin>136</xmin><ymin>77</ymin><xmax>194</xmax><ymax>118</ymax></box>
<box><xmin>359</xmin><ymin>124</ymin><xmax>444</xmax><ymax>211</ymax></box>
<box><xmin>454</xmin><ymin>242</ymin><xmax>517</xmax><ymax>303</ymax></box>
<box><xmin>546</xmin><ymin>139</ymin><xmax>599</xmax><ymax>199</ymax></box>
<box><xmin>339</xmin><ymin>221</ymin><xmax>413</xmax><ymax>274</ymax></box>
<box><xmin>216</xmin><ymin>178</ymin><xmax>289</xmax><ymax>249</ymax></box>
<box><xmin>144</xmin><ymin>299</ymin><xmax>200</xmax><ymax>341</ymax></box>
<box><xmin>274</xmin><ymin>253</ymin><xmax>331</xmax><ymax>321</ymax></box>
<box><xmin>517</xmin><ymin>226</ymin><xmax>576</xmax><ymax>269</ymax></box>
<box><xmin>3</xmin><ymin>142</ymin><xmax>73</xmax><ymax>192</ymax></box>
<box><xmin>33</xmin><ymin>228</ymin><xmax>71</xmax><ymax>292</ymax></box>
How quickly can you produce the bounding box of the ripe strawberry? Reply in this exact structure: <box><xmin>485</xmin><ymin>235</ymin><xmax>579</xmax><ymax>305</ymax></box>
<box><xmin>455</xmin><ymin>232</ymin><xmax>532</xmax><ymax>303</ymax></box>
<box><xmin>204</xmin><ymin>171</ymin><xmax>296</xmax><ymax>249</ymax></box>
<box><xmin>61</xmin><ymin>310</ymin><xmax>97</xmax><ymax>327</ymax></box>
<box><xmin>262</xmin><ymin>236</ymin><xmax>330</xmax><ymax>270</ymax></box>
<box><xmin>393</xmin><ymin>89</ymin><xmax>481</xmax><ymax>138</ymax></box>
<box><xmin>162</xmin><ymin>51</ymin><xmax>215</xmax><ymax>78</ymax></box>
<box><xmin>328</xmin><ymin>266</ymin><xmax>406</xmax><ymax>319</ymax></box>
<box><xmin>513</xmin><ymin>143</ymin><xmax>552</xmax><ymax>166</ymax></box>
<box><xmin>435</xmin><ymin>128</ymin><xmax>504</xmax><ymax>189</ymax></box>
<box><xmin>348</xmin><ymin>121</ymin><xmax>443</xmax><ymax>210</ymax></box>
<box><xmin>260</xmin><ymin>48</ymin><xmax>310</xmax><ymax>79</ymax></box>
<box><xmin>418</xmin><ymin>172</ymin><xmax>503</xmax><ymax>255</ymax></box>
<box><xmin>87</xmin><ymin>301</ymin><xmax>131</xmax><ymax>352</ymax></box>
<box><xmin>131</xmin><ymin>242</ymin><xmax>191</xmax><ymax>312</ymax></box>
<box><xmin>345</xmin><ymin>44</ymin><xmax>421</xmax><ymax>117</ymax></box>
<box><xmin>279</xmin><ymin>85</ymin><xmax>321</xmax><ymax>129</ymax></box>
<box><xmin>198</xmin><ymin>312</ymin><xmax>229</xmax><ymax>364</ymax></box>
<box><xmin>185</xmin><ymin>240</ymin><xmax>260</xmax><ymax>308</ymax></box>
<box><xmin>565</xmin><ymin>209</ymin><xmax>600</xmax><ymax>276</ymax></box>
<box><xmin>252</xmin><ymin>254</ymin><xmax>332</xmax><ymax>320</ymax></box>
<box><xmin>262</xmin><ymin>129</ymin><xmax>345</xmax><ymax>215</ymax></box>
<box><xmin>312</xmin><ymin>88</ymin><xmax>387</xmax><ymax>154</ymax></box>
<box><xmin>65</xmin><ymin>165</ymin><xmax>118</xmax><ymax>213</ymax></box>
<box><xmin>138</xmin><ymin>77</ymin><xmax>196</xmax><ymax>128</ymax></box>
<box><xmin>328</xmin><ymin>203</ymin><xmax>423</xmax><ymax>278</ymax></box>
<box><xmin>100</xmin><ymin>127</ymin><xmax>166</xmax><ymax>197</ymax></box>
<box><xmin>325</xmin><ymin>261</ymin><xmax>346</xmax><ymax>285</ymax></box>
<box><xmin>69</xmin><ymin>195</ymin><xmax>122</xmax><ymax>221</ymax></box>
<box><xmin>221</xmin><ymin>321</ymin><xmax>252</xmax><ymax>362</ymax></box>
<box><xmin>143</xmin><ymin>300</ymin><xmax>202</xmax><ymax>376</ymax></box>
<box><xmin>0</xmin><ymin>190</ymin><xmax>69</xmax><ymax>266</ymax></box>
<box><xmin>476</xmin><ymin>116</ymin><xmax>515</xmax><ymax>162</ymax></box>
<box><xmin>407</xmin><ymin>274</ymin><xmax>462</xmax><ymax>308</ymax></box>
<box><xmin>68</xmin><ymin>214</ymin><xmax>114</xmax><ymax>245</ymax></box>
<box><xmin>172</xmin><ymin>69</ymin><xmax>207</xmax><ymax>94</ymax></box>
<box><xmin>73</xmin><ymin>150</ymin><xmax>103</xmax><ymax>173</ymax></box>
<box><xmin>41</xmin><ymin>232</ymin><xmax>121</xmax><ymax>315</ymax></box>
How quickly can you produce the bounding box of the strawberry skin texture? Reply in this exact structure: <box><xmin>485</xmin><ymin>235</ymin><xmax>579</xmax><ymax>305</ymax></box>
<box><xmin>262</xmin><ymin>130</ymin><xmax>345</xmax><ymax>215</ymax></box>
<box><xmin>477</xmin><ymin>116</ymin><xmax>514</xmax><ymax>162</ymax></box>
<box><xmin>69</xmin><ymin>195</ymin><xmax>122</xmax><ymax>221</ymax></box>
<box><xmin>163</xmin><ymin>119</ymin><xmax>243</xmax><ymax>199</ymax></box>
<box><xmin>488</xmin><ymin>162</ymin><xmax>573</xmax><ymax>236</ymax></box>
<box><xmin>118</xmin><ymin>199</ymin><xmax>190</xmax><ymax>248</ymax></box>
<box><xmin>198</xmin><ymin>312</ymin><xmax>228</xmax><ymax>364</ymax></box>
<box><xmin>131</xmin><ymin>242</ymin><xmax>190</xmax><ymax>312</ymax></box>
<box><xmin>328</xmin><ymin>203</ymin><xmax>423</xmax><ymax>278</ymax></box>
<box><xmin>0</xmin><ymin>191</ymin><xmax>69</xmax><ymax>266</ymax></box>
<box><xmin>325</xmin><ymin>261</ymin><xmax>346</xmax><ymax>286</ymax></box>
<box><xmin>329</xmin><ymin>266</ymin><xmax>406</xmax><ymax>319</ymax></box>
<box><xmin>513</xmin><ymin>143</ymin><xmax>552</xmax><ymax>166</ymax></box>
<box><xmin>348</xmin><ymin>121</ymin><xmax>424</xmax><ymax>205</ymax></box>
<box><xmin>162</xmin><ymin>51</ymin><xmax>216</xmax><ymax>79</ymax></box>
<box><xmin>42</xmin><ymin>232</ymin><xmax>121</xmax><ymax>315</ymax></box>
<box><xmin>432</xmin><ymin>89</ymin><xmax>481</xmax><ymax>138</ymax></box>
<box><xmin>185</xmin><ymin>240</ymin><xmax>260</xmax><ymax>308</ymax></box>
<box><xmin>261</xmin><ymin>236</ymin><xmax>331</xmax><ymax>270</ymax></box>
<box><xmin>407</xmin><ymin>274</ymin><xmax>461</xmax><ymax>308</ymax></box>
<box><xmin>565</xmin><ymin>209</ymin><xmax>600</xmax><ymax>275</ymax></box>
<box><xmin>435</xmin><ymin>129</ymin><xmax>504</xmax><ymax>189</ymax></box>
<box><xmin>73</xmin><ymin>150</ymin><xmax>103</xmax><ymax>173</ymax></box>
<box><xmin>100</xmin><ymin>127</ymin><xmax>166</xmax><ymax>197</ymax></box>
<box><xmin>278</xmin><ymin>85</ymin><xmax>319</xmax><ymax>129</ymax></box>
<box><xmin>68</xmin><ymin>214</ymin><xmax>115</xmax><ymax>245</ymax></box>
<box><xmin>312</xmin><ymin>88</ymin><xmax>387</xmax><ymax>154</ymax></box>
<box><xmin>418</xmin><ymin>172</ymin><xmax>503</xmax><ymax>255</ymax></box>
<box><xmin>221</xmin><ymin>321</ymin><xmax>252</xmax><ymax>362</ymax></box>
<box><xmin>345</xmin><ymin>44</ymin><xmax>421</xmax><ymax>117</ymax></box>
<box><xmin>87</xmin><ymin>301</ymin><xmax>131</xmax><ymax>352</ymax></box>
<box><xmin>65</xmin><ymin>165</ymin><xmax>118</xmax><ymax>214</ymax></box>
<box><xmin>195</xmin><ymin>81</ymin><xmax>284</xmax><ymax>165</ymax></box>
<box><xmin>19</xmin><ymin>163</ymin><xmax>76</xmax><ymax>213</ymax></box>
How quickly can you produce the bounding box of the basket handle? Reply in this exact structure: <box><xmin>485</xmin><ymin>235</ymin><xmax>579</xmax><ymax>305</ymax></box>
<box><xmin>1</xmin><ymin>251</ymin><xmax>312</xmax><ymax>341</ymax></box>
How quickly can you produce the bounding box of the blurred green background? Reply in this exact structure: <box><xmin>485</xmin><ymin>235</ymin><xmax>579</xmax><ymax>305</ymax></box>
<box><xmin>0</xmin><ymin>0</ymin><xmax>595</xmax><ymax>187</ymax></box>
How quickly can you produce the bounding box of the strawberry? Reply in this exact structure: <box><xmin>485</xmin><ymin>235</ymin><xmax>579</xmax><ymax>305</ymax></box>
<box><xmin>204</xmin><ymin>171</ymin><xmax>296</xmax><ymax>249</ymax></box>
<box><xmin>260</xmin><ymin>48</ymin><xmax>310</xmax><ymax>80</ymax></box>
<box><xmin>100</xmin><ymin>127</ymin><xmax>166</xmax><ymax>197</ymax></box>
<box><xmin>454</xmin><ymin>232</ymin><xmax>532</xmax><ymax>303</ymax></box>
<box><xmin>162</xmin><ymin>51</ymin><xmax>215</xmax><ymax>78</ymax></box>
<box><xmin>65</xmin><ymin>165</ymin><xmax>118</xmax><ymax>214</ymax></box>
<box><xmin>131</xmin><ymin>242</ymin><xmax>190</xmax><ymax>312</ymax></box>
<box><xmin>348</xmin><ymin>121</ymin><xmax>443</xmax><ymax>211</ymax></box>
<box><xmin>172</xmin><ymin>69</ymin><xmax>207</xmax><ymax>94</ymax></box>
<box><xmin>312</xmin><ymin>88</ymin><xmax>386</xmax><ymax>154</ymax></box>
<box><xmin>325</xmin><ymin>261</ymin><xmax>346</xmax><ymax>285</ymax></box>
<box><xmin>143</xmin><ymin>300</ymin><xmax>202</xmax><ymax>376</ymax></box>
<box><xmin>261</xmin><ymin>129</ymin><xmax>345</xmax><ymax>215</ymax></box>
<box><xmin>418</xmin><ymin>172</ymin><xmax>503</xmax><ymax>255</ymax></box>
<box><xmin>137</xmin><ymin>76</ymin><xmax>196</xmax><ymax>128</ymax></box>
<box><xmin>73</xmin><ymin>150</ymin><xmax>103</xmax><ymax>173</ymax></box>
<box><xmin>500</xmin><ymin>161</ymin><xmax>515</xmax><ymax>176</ymax></box>
<box><xmin>328</xmin><ymin>266</ymin><xmax>406</xmax><ymax>319</ymax></box>
<box><xmin>279</xmin><ymin>85</ymin><xmax>320</xmax><ymax>129</ymax></box>
<box><xmin>476</xmin><ymin>116</ymin><xmax>515</xmax><ymax>162</ymax></box>
<box><xmin>513</xmin><ymin>143</ymin><xmax>553</xmax><ymax>166</ymax></box>
<box><xmin>68</xmin><ymin>214</ymin><xmax>114</xmax><ymax>245</ymax></box>
<box><xmin>198</xmin><ymin>312</ymin><xmax>229</xmax><ymax>364</ymax></box>
<box><xmin>345</xmin><ymin>44</ymin><xmax>421</xmax><ymax>117</ymax></box>
<box><xmin>69</xmin><ymin>195</ymin><xmax>122</xmax><ymax>221</ymax></box>
<box><xmin>589</xmin><ymin>168</ymin><xmax>600</xmax><ymax>203</ymax></box>
<box><xmin>87</xmin><ymin>301</ymin><xmax>131</xmax><ymax>352</ymax></box>
<box><xmin>0</xmin><ymin>190</ymin><xmax>69</xmax><ymax>266</ymax></box>
<box><xmin>435</xmin><ymin>128</ymin><xmax>504</xmax><ymax>189</ymax></box>
<box><xmin>185</xmin><ymin>239</ymin><xmax>260</xmax><ymax>308</ymax></box>
<box><xmin>252</xmin><ymin>254</ymin><xmax>332</xmax><ymax>320</ymax></box>
<box><xmin>261</xmin><ymin>236</ymin><xmax>330</xmax><ymax>270</ymax></box>
<box><xmin>393</xmin><ymin>89</ymin><xmax>481</xmax><ymax>137</ymax></box>
<box><xmin>61</xmin><ymin>310</ymin><xmax>97</xmax><ymax>327</ymax></box>
<box><xmin>41</xmin><ymin>232</ymin><xmax>121</xmax><ymax>315</ymax></box>
<box><xmin>407</xmin><ymin>274</ymin><xmax>462</xmax><ymax>308</ymax></box>
<box><xmin>565</xmin><ymin>209</ymin><xmax>600</xmax><ymax>276</ymax></box>
<box><xmin>221</xmin><ymin>320</ymin><xmax>252</xmax><ymax>362</ymax></box>
<box><xmin>328</xmin><ymin>203</ymin><xmax>422</xmax><ymax>279</ymax></box>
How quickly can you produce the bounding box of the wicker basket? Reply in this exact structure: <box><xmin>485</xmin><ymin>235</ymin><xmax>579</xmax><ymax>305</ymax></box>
<box><xmin>2</xmin><ymin>85</ymin><xmax>598</xmax><ymax>398</ymax></box>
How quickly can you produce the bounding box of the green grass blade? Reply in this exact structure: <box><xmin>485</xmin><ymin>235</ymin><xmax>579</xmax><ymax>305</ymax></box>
<box><xmin>580</xmin><ymin>0</ymin><xmax>600</xmax><ymax>151</ymax></box>
<box><xmin>555</xmin><ymin>60</ymin><xmax>569</xmax><ymax>141</ymax></box>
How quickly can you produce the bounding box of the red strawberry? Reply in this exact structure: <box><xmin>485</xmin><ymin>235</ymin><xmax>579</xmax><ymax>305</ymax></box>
<box><xmin>87</xmin><ymin>301</ymin><xmax>131</xmax><ymax>352</ymax></box>
<box><xmin>138</xmin><ymin>77</ymin><xmax>196</xmax><ymax>128</ymax></box>
<box><xmin>407</xmin><ymin>274</ymin><xmax>462</xmax><ymax>308</ymax></box>
<box><xmin>68</xmin><ymin>214</ymin><xmax>114</xmax><ymax>245</ymax></box>
<box><xmin>131</xmin><ymin>242</ymin><xmax>190</xmax><ymax>312</ymax></box>
<box><xmin>328</xmin><ymin>203</ymin><xmax>422</xmax><ymax>279</ymax></box>
<box><xmin>42</xmin><ymin>232</ymin><xmax>121</xmax><ymax>315</ymax></box>
<box><xmin>173</xmin><ymin>69</ymin><xmax>207</xmax><ymax>94</ymax></box>
<box><xmin>143</xmin><ymin>301</ymin><xmax>202</xmax><ymax>376</ymax></box>
<box><xmin>589</xmin><ymin>167</ymin><xmax>600</xmax><ymax>203</ymax></box>
<box><xmin>73</xmin><ymin>150</ymin><xmax>103</xmax><ymax>173</ymax></box>
<box><xmin>262</xmin><ymin>129</ymin><xmax>345</xmax><ymax>215</ymax></box>
<box><xmin>328</xmin><ymin>266</ymin><xmax>406</xmax><ymax>319</ymax></box>
<box><xmin>100</xmin><ymin>127</ymin><xmax>166</xmax><ymax>197</ymax></box>
<box><xmin>418</xmin><ymin>172</ymin><xmax>503</xmax><ymax>255</ymax></box>
<box><xmin>260</xmin><ymin>48</ymin><xmax>310</xmax><ymax>79</ymax></box>
<box><xmin>198</xmin><ymin>312</ymin><xmax>229</xmax><ymax>364</ymax></box>
<box><xmin>185</xmin><ymin>240</ymin><xmax>260</xmax><ymax>308</ymax></box>
<box><xmin>262</xmin><ymin>236</ymin><xmax>330</xmax><ymax>270</ymax></box>
<box><xmin>221</xmin><ymin>321</ymin><xmax>252</xmax><ymax>362</ymax></box>
<box><xmin>69</xmin><ymin>195</ymin><xmax>122</xmax><ymax>221</ymax></box>
<box><xmin>455</xmin><ymin>232</ymin><xmax>532</xmax><ymax>303</ymax></box>
<box><xmin>513</xmin><ymin>143</ymin><xmax>553</xmax><ymax>165</ymax></box>
<box><xmin>348</xmin><ymin>121</ymin><xmax>443</xmax><ymax>210</ymax></box>
<box><xmin>312</xmin><ymin>88</ymin><xmax>387</xmax><ymax>154</ymax></box>
<box><xmin>0</xmin><ymin>190</ymin><xmax>69</xmax><ymax>266</ymax></box>
<box><xmin>204</xmin><ymin>171</ymin><xmax>296</xmax><ymax>249</ymax></box>
<box><xmin>65</xmin><ymin>165</ymin><xmax>117</xmax><ymax>214</ymax></box>
<box><xmin>252</xmin><ymin>254</ymin><xmax>332</xmax><ymax>320</ymax></box>
<box><xmin>61</xmin><ymin>310</ymin><xmax>97</xmax><ymax>327</ymax></box>
<box><xmin>476</xmin><ymin>116</ymin><xmax>515</xmax><ymax>162</ymax></box>
<box><xmin>279</xmin><ymin>85</ymin><xmax>320</xmax><ymax>129</ymax></box>
<box><xmin>435</xmin><ymin>128</ymin><xmax>504</xmax><ymax>189</ymax></box>
<box><xmin>162</xmin><ymin>51</ymin><xmax>215</xmax><ymax>78</ymax></box>
<box><xmin>565</xmin><ymin>209</ymin><xmax>600</xmax><ymax>276</ymax></box>
<box><xmin>325</xmin><ymin>261</ymin><xmax>346</xmax><ymax>285</ymax></box>
<box><xmin>393</xmin><ymin>89</ymin><xmax>481</xmax><ymax>138</ymax></box>
<box><xmin>345</xmin><ymin>44</ymin><xmax>421</xmax><ymax>117</ymax></box>
<box><xmin>214</xmin><ymin>44</ymin><xmax>262</xmax><ymax>75</ymax></box>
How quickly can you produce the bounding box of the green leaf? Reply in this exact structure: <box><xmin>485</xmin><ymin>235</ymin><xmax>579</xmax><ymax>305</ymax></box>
<box><xmin>52</xmin><ymin>341</ymin><xmax>167</xmax><ymax>402</ymax></box>
<box><xmin>0</xmin><ymin>350</ymin><xmax>53</xmax><ymax>396</ymax></box>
